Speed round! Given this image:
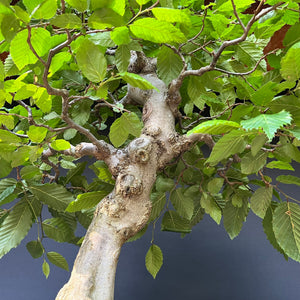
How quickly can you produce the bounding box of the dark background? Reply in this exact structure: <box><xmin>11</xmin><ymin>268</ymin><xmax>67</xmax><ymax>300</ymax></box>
<box><xmin>1</xmin><ymin>168</ymin><xmax>300</xmax><ymax>300</ymax></box>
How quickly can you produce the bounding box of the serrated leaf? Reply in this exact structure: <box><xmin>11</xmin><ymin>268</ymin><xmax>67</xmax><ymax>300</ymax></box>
<box><xmin>170</xmin><ymin>188</ymin><xmax>194</xmax><ymax>220</ymax></box>
<box><xmin>0</xmin><ymin>199</ymin><xmax>34</xmax><ymax>258</ymax></box>
<box><xmin>157</xmin><ymin>45</ymin><xmax>183</xmax><ymax>85</ymax></box>
<box><xmin>66</xmin><ymin>191</ymin><xmax>107</xmax><ymax>212</ymax></box>
<box><xmin>241</xmin><ymin>150</ymin><xmax>268</xmax><ymax>175</ymax></box>
<box><xmin>223</xmin><ymin>199</ymin><xmax>248</xmax><ymax>239</ymax></box>
<box><xmin>276</xmin><ymin>175</ymin><xmax>300</xmax><ymax>186</ymax></box>
<box><xmin>155</xmin><ymin>176</ymin><xmax>174</xmax><ymax>193</ymax></box>
<box><xmin>120</xmin><ymin>72</ymin><xmax>159</xmax><ymax>91</ymax></box>
<box><xmin>129</xmin><ymin>18</ymin><xmax>186</xmax><ymax>44</ymax></box>
<box><xmin>0</xmin><ymin>129</ymin><xmax>22</xmax><ymax>144</ymax></box>
<box><xmin>49</xmin><ymin>52</ymin><xmax>72</xmax><ymax>77</ymax></box>
<box><xmin>110</xmin><ymin>26</ymin><xmax>130</xmax><ymax>45</ymax></box>
<box><xmin>266</xmin><ymin>161</ymin><xmax>295</xmax><ymax>171</ymax></box>
<box><xmin>47</xmin><ymin>251</ymin><xmax>69</xmax><ymax>271</ymax></box>
<box><xmin>65</xmin><ymin>0</ymin><xmax>88</xmax><ymax>12</ymax></box>
<box><xmin>115</xmin><ymin>44</ymin><xmax>131</xmax><ymax>73</ymax></box>
<box><xmin>149</xmin><ymin>193</ymin><xmax>166</xmax><ymax>222</ymax></box>
<box><xmin>250</xmin><ymin>81</ymin><xmax>277</xmax><ymax>106</ymax></box>
<box><xmin>43</xmin><ymin>218</ymin><xmax>74</xmax><ymax>243</ymax></box>
<box><xmin>250</xmin><ymin>186</ymin><xmax>273</xmax><ymax>218</ymax></box>
<box><xmin>207</xmin><ymin>178</ymin><xmax>224</xmax><ymax>194</ymax></box>
<box><xmin>0</xmin><ymin>184</ymin><xmax>17</xmax><ymax>206</ymax></box>
<box><xmin>145</xmin><ymin>244</ymin><xmax>163</xmax><ymax>279</ymax></box>
<box><xmin>29</xmin><ymin>184</ymin><xmax>74</xmax><ymax>211</ymax></box>
<box><xmin>10</xmin><ymin>28</ymin><xmax>51</xmax><ymax>70</ymax></box>
<box><xmin>152</xmin><ymin>8</ymin><xmax>191</xmax><ymax>25</ymax></box>
<box><xmin>273</xmin><ymin>202</ymin><xmax>300</xmax><ymax>262</ymax></box>
<box><xmin>88</xmin><ymin>8</ymin><xmax>124</xmax><ymax>29</ymax></box>
<box><xmin>206</xmin><ymin>130</ymin><xmax>248</xmax><ymax>165</ymax></box>
<box><xmin>76</xmin><ymin>40</ymin><xmax>107</xmax><ymax>82</ymax></box>
<box><xmin>27</xmin><ymin>126</ymin><xmax>48</xmax><ymax>143</ymax></box>
<box><xmin>50</xmin><ymin>14</ymin><xmax>82</xmax><ymax>29</ymax></box>
<box><xmin>187</xmin><ymin>120</ymin><xmax>241</xmax><ymax>136</ymax></box>
<box><xmin>161</xmin><ymin>211</ymin><xmax>191</xmax><ymax>233</ymax></box>
<box><xmin>51</xmin><ymin>139</ymin><xmax>71</xmax><ymax>151</ymax></box>
<box><xmin>65</xmin><ymin>162</ymin><xmax>87</xmax><ymax>183</ymax></box>
<box><xmin>263</xmin><ymin>207</ymin><xmax>288</xmax><ymax>259</ymax></box>
<box><xmin>26</xmin><ymin>240</ymin><xmax>43</xmax><ymax>259</ymax></box>
<box><xmin>42</xmin><ymin>260</ymin><xmax>50</xmax><ymax>279</ymax></box>
<box><xmin>200</xmin><ymin>193</ymin><xmax>222</xmax><ymax>224</ymax></box>
<box><xmin>24</xmin><ymin>0</ymin><xmax>57</xmax><ymax>19</ymax></box>
<box><xmin>109</xmin><ymin>112</ymin><xmax>142</xmax><ymax>147</ymax></box>
<box><xmin>281</xmin><ymin>42</ymin><xmax>300</xmax><ymax>81</ymax></box>
<box><xmin>241</xmin><ymin>110</ymin><xmax>292</xmax><ymax>140</ymax></box>
<box><xmin>251</xmin><ymin>134</ymin><xmax>268</xmax><ymax>156</ymax></box>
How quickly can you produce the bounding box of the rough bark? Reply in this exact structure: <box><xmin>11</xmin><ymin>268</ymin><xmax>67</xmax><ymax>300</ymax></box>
<box><xmin>56</xmin><ymin>61</ymin><xmax>195</xmax><ymax>300</ymax></box>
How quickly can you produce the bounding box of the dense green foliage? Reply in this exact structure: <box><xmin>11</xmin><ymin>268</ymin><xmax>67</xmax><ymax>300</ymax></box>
<box><xmin>0</xmin><ymin>0</ymin><xmax>300</xmax><ymax>280</ymax></box>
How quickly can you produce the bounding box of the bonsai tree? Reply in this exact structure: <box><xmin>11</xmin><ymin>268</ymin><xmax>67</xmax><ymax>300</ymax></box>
<box><xmin>0</xmin><ymin>0</ymin><xmax>300</xmax><ymax>299</ymax></box>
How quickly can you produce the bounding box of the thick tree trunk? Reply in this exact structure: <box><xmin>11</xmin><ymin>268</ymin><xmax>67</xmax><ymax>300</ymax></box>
<box><xmin>56</xmin><ymin>60</ymin><xmax>198</xmax><ymax>300</ymax></box>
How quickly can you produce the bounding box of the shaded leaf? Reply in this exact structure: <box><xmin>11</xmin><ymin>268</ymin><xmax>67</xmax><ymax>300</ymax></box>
<box><xmin>161</xmin><ymin>211</ymin><xmax>191</xmax><ymax>233</ymax></box>
<box><xmin>47</xmin><ymin>251</ymin><xmax>69</xmax><ymax>271</ymax></box>
<box><xmin>250</xmin><ymin>186</ymin><xmax>273</xmax><ymax>218</ymax></box>
<box><xmin>273</xmin><ymin>202</ymin><xmax>300</xmax><ymax>262</ymax></box>
<box><xmin>26</xmin><ymin>240</ymin><xmax>43</xmax><ymax>259</ymax></box>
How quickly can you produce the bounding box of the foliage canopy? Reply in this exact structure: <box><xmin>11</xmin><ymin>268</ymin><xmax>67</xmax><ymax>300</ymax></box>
<box><xmin>0</xmin><ymin>0</ymin><xmax>300</xmax><ymax>285</ymax></box>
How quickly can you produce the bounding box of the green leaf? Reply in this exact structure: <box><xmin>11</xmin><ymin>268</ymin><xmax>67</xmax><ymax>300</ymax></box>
<box><xmin>129</xmin><ymin>18</ymin><xmax>186</xmax><ymax>44</ymax></box>
<box><xmin>241</xmin><ymin>110</ymin><xmax>292</xmax><ymax>140</ymax></box>
<box><xmin>136</xmin><ymin>0</ymin><xmax>151</xmax><ymax>5</ymax></box>
<box><xmin>76</xmin><ymin>40</ymin><xmax>107</xmax><ymax>82</ymax></box>
<box><xmin>250</xmin><ymin>81</ymin><xmax>277</xmax><ymax>106</ymax></box>
<box><xmin>27</xmin><ymin>126</ymin><xmax>48</xmax><ymax>143</ymax></box>
<box><xmin>88</xmin><ymin>8</ymin><xmax>124</xmax><ymax>29</ymax></box>
<box><xmin>155</xmin><ymin>176</ymin><xmax>174</xmax><ymax>193</ymax></box>
<box><xmin>269</xmin><ymin>96</ymin><xmax>300</xmax><ymax>127</ymax></box>
<box><xmin>281</xmin><ymin>42</ymin><xmax>300</xmax><ymax>81</ymax></box>
<box><xmin>170</xmin><ymin>188</ymin><xmax>194</xmax><ymax>220</ymax></box>
<box><xmin>49</xmin><ymin>52</ymin><xmax>72</xmax><ymax>77</ymax></box>
<box><xmin>206</xmin><ymin>130</ymin><xmax>248</xmax><ymax>165</ymax></box>
<box><xmin>42</xmin><ymin>260</ymin><xmax>50</xmax><ymax>279</ymax></box>
<box><xmin>120</xmin><ymin>72</ymin><xmax>159</xmax><ymax>91</ymax></box>
<box><xmin>200</xmin><ymin>193</ymin><xmax>222</xmax><ymax>224</ymax></box>
<box><xmin>152</xmin><ymin>8</ymin><xmax>191</xmax><ymax>25</ymax></box>
<box><xmin>10</xmin><ymin>28</ymin><xmax>51</xmax><ymax>70</ymax></box>
<box><xmin>42</xmin><ymin>217</ymin><xmax>74</xmax><ymax>242</ymax></box>
<box><xmin>218</xmin><ymin>0</ymin><xmax>253</xmax><ymax>12</ymax></box>
<box><xmin>65</xmin><ymin>161</ymin><xmax>87</xmax><ymax>183</ymax></box>
<box><xmin>0</xmin><ymin>184</ymin><xmax>17</xmax><ymax>206</ymax></box>
<box><xmin>276</xmin><ymin>175</ymin><xmax>300</xmax><ymax>186</ymax></box>
<box><xmin>157</xmin><ymin>45</ymin><xmax>183</xmax><ymax>85</ymax></box>
<box><xmin>47</xmin><ymin>251</ymin><xmax>69</xmax><ymax>271</ymax></box>
<box><xmin>110</xmin><ymin>26</ymin><xmax>130</xmax><ymax>45</ymax></box>
<box><xmin>207</xmin><ymin>178</ymin><xmax>224</xmax><ymax>194</ymax></box>
<box><xmin>115</xmin><ymin>45</ymin><xmax>131</xmax><ymax>73</ymax></box>
<box><xmin>0</xmin><ymin>199</ymin><xmax>34</xmax><ymax>258</ymax></box>
<box><xmin>1</xmin><ymin>14</ymin><xmax>20</xmax><ymax>42</ymax></box>
<box><xmin>66</xmin><ymin>191</ymin><xmax>108</xmax><ymax>212</ymax></box>
<box><xmin>241</xmin><ymin>150</ymin><xmax>268</xmax><ymax>174</ymax></box>
<box><xmin>161</xmin><ymin>211</ymin><xmax>191</xmax><ymax>233</ymax></box>
<box><xmin>26</xmin><ymin>240</ymin><xmax>44</xmax><ymax>259</ymax></box>
<box><xmin>149</xmin><ymin>193</ymin><xmax>166</xmax><ymax>222</ymax></box>
<box><xmin>50</xmin><ymin>14</ymin><xmax>82</xmax><ymax>29</ymax></box>
<box><xmin>273</xmin><ymin>202</ymin><xmax>300</xmax><ymax>262</ymax></box>
<box><xmin>24</xmin><ymin>0</ymin><xmax>57</xmax><ymax>19</ymax></box>
<box><xmin>263</xmin><ymin>207</ymin><xmax>288</xmax><ymax>260</ymax></box>
<box><xmin>266</xmin><ymin>161</ymin><xmax>295</xmax><ymax>171</ymax></box>
<box><xmin>109</xmin><ymin>112</ymin><xmax>142</xmax><ymax>147</ymax></box>
<box><xmin>145</xmin><ymin>244</ymin><xmax>163</xmax><ymax>279</ymax></box>
<box><xmin>51</xmin><ymin>139</ymin><xmax>71</xmax><ymax>151</ymax></box>
<box><xmin>223</xmin><ymin>199</ymin><xmax>248</xmax><ymax>239</ymax></box>
<box><xmin>187</xmin><ymin>120</ymin><xmax>241</xmax><ymax>136</ymax></box>
<box><xmin>250</xmin><ymin>186</ymin><xmax>273</xmax><ymax>218</ymax></box>
<box><xmin>251</xmin><ymin>134</ymin><xmax>268</xmax><ymax>156</ymax></box>
<box><xmin>29</xmin><ymin>184</ymin><xmax>74</xmax><ymax>211</ymax></box>
<box><xmin>64</xmin><ymin>0</ymin><xmax>88</xmax><ymax>12</ymax></box>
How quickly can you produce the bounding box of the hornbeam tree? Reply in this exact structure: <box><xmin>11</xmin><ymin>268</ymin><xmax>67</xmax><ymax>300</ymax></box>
<box><xmin>0</xmin><ymin>0</ymin><xmax>300</xmax><ymax>299</ymax></box>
